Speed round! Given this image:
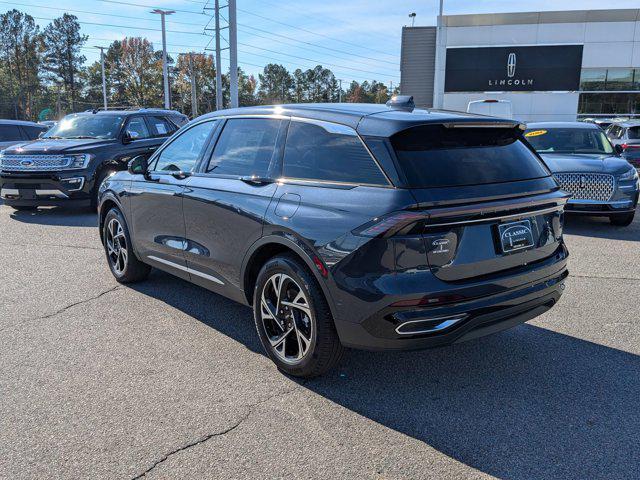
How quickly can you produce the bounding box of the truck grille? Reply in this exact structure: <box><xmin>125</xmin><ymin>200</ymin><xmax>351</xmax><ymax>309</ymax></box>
<box><xmin>0</xmin><ymin>154</ymin><xmax>73</xmax><ymax>172</ymax></box>
<box><xmin>553</xmin><ymin>173</ymin><xmax>615</xmax><ymax>202</ymax></box>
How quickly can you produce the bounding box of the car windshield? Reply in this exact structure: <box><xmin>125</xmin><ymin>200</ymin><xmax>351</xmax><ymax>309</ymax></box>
<box><xmin>525</xmin><ymin>127</ymin><xmax>614</xmax><ymax>155</ymax></box>
<box><xmin>44</xmin><ymin>114</ymin><xmax>125</xmax><ymax>140</ymax></box>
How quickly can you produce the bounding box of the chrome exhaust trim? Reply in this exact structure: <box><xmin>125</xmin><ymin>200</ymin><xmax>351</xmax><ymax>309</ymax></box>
<box><xmin>395</xmin><ymin>313</ymin><xmax>468</xmax><ymax>336</ymax></box>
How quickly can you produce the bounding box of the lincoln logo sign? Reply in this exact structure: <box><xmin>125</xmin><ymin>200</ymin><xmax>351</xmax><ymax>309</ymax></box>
<box><xmin>445</xmin><ymin>45</ymin><xmax>583</xmax><ymax>93</ymax></box>
<box><xmin>507</xmin><ymin>52</ymin><xmax>516</xmax><ymax>78</ymax></box>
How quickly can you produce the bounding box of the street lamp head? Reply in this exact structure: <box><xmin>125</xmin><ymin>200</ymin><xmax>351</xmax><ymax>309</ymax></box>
<box><xmin>409</xmin><ymin>12</ymin><xmax>416</xmax><ymax>18</ymax></box>
<box><xmin>151</xmin><ymin>9</ymin><xmax>175</xmax><ymax>15</ymax></box>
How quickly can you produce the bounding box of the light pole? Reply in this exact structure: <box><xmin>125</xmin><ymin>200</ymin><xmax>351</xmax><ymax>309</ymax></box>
<box><xmin>214</xmin><ymin>0</ymin><xmax>223</xmax><ymax>110</ymax></box>
<box><xmin>95</xmin><ymin>46</ymin><xmax>108</xmax><ymax>110</ymax></box>
<box><xmin>152</xmin><ymin>9</ymin><xmax>175</xmax><ymax>109</ymax></box>
<box><xmin>409</xmin><ymin>12</ymin><xmax>416</xmax><ymax>27</ymax></box>
<box><xmin>433</xmin><ymin>0</ymin><xmax>445</xmax><ymax>109</ymax></box>
<box><xmin>228</xmin><ymin>0</ymin><xmax>238</xmax><ymax>108</ymax></box>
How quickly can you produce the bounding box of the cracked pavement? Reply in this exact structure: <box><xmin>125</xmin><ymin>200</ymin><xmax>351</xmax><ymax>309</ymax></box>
<box><xmin>1</xmin><ymin>204</ymin><xmax>639</xmax><ymax>479</ymax></box>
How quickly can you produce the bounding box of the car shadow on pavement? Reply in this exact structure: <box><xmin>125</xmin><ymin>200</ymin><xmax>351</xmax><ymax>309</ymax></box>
<box><xmin>6</xmin><ymin>207</ymin><xmax>97</xmax><ymax>227</ymax></box>
<box><xmin>564</xmin><ymin>214</ymin><xmax>639</xmax><ymax>242</ymax></box>
<box><xmin>130</xmin><ymin>269</ymin><xmax>639</xmax><ymax>479</ymax></box>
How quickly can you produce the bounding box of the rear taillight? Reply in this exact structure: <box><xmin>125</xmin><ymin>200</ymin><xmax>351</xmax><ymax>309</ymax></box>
<box><xmin>354</xmin><ymin>211</ymin><xmax>428</xmax><ymax>238</ymax></box>
<box><xmin>621</xmin><ymin>143</ymin><xmax>640</xmax><ymax>150</ymax></box>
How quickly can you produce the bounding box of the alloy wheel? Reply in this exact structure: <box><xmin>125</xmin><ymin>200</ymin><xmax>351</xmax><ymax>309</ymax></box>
<box><xmin>260</xmin><ymin>273</ymin><xmax>314</xmax><ymax>364</ymax></box>
<box><xmin>105</xmin><ymin>218</ymin><xmax>128</xmax><ymax>275</ymax></box>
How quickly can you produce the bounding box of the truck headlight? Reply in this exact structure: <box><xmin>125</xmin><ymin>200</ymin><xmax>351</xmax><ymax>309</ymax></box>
<box><xmin>68</xmin><ymin>154</ymin><xmax>91</xmax><ymax>169</ymax></box>
<box><xmin>619</xmin><ymin>167</ymin><xmax>639</xmax><ymax>182</ymax></box>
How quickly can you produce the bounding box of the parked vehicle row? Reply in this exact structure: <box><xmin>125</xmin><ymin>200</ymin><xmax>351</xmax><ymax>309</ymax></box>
<box><xmin>604</xmin><ymin>122</ymin><xmax>640</xmax><ymax>170</ymax></box>
<box><xmin>1</xmin><ymin>101</ymin><xmax>637</xmax><ymax>377</ymax></box>
<box><xmin>0</xmin><ymin>109</ymin><xmax>188</xmax><ymax>210</ymax></box>
<box><xmin>0</xmin><ymin>119</ymin><xmax>49</xmax><ymax>150</ymax></box>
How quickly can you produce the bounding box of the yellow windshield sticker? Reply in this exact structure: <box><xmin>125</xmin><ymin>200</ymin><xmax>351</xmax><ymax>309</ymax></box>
<box><xmin>525</xmin><ymin>129</ymin><xmax>547</xmax><ymax>137</ymax></box>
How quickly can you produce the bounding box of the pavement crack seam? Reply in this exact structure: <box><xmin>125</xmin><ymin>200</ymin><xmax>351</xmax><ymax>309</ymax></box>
<box><xmin>130</xmin><ymin>384</ymin><xmax>302</xmax><ymax>478</ymax></box>
<box><xmin>0</xmin><ymin>285</ymin><xmax>122</xmax><ymax>333</ymax></box>
<box><xmin>130</xmin><ymin>411</ymin><xmax>250</xmax><ymax>480</ymax></box>
<box><xmin>569</xmin><ymin>273</ymin><xmax>640</xmax><ymax>282</ymax></box>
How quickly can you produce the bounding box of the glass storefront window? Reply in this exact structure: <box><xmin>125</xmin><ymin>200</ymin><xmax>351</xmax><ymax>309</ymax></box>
<box><xmin>580</xmin><ymin>69</ymin><xmax>607</xmax><ymax>91</ymax></box>
<box><xmin>605</xmin><ymin>69</ymin><xmax>634</xmax><ymax>90</ymax></box>
<box><xmin>578</xmin><ymin>93</ymin><xmax>640</xmax><ymax>115</ymax></box>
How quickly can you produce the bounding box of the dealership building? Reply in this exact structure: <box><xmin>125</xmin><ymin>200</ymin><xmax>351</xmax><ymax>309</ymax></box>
<box><xmin>400</xmin><ymin>8</ymin><xmax>640</xmax><ymax>121</ymax></box>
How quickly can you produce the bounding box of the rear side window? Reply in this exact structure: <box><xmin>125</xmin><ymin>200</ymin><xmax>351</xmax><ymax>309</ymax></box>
<box><xmin>207</xmin><ymin>118</ymin><xmax>282</xmax><ymax>177</ymax></box>
<box><xmin>283</xmin><ymin>120</ymin><xmax>388</xmax><ymax>185</ymax></box>
<box><xmin>125</xmin><ymin>116</ymin><xmax>150</xmax><ymax>139</ymax></box>
<box><xmin>391</xmin><ymin>125</ymin><xmax>550</xmax><ymax>188</ymax></box>
<box><xmin>627</xmin><ymin>127</ymin><xmax>640</xmax><ymax>140</ymax></box>
<box><xmin>0</xmin><ymin>125</ymin><xmax>23</xmax><ymax>141</ymax></box>
<box><xmin>147</xmin><ymin>116</ymin><xmax>176</xmax><ymax>137</ymax></box>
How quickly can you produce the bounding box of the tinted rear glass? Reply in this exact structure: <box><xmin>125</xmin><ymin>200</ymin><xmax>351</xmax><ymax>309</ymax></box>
<box><xmin>627</xmin><ymin>126</ymin><xmax>640</xmax><ymax>140</ymax></box>
<box><xmin>391</xmin><ymin>125</ymin><xmax>549</xmax><ymax>188</ymax></box>
<box><xmin>283</xmin><ymin>120</ymin><xmax>387</xmax><ymax>185</ymax></box>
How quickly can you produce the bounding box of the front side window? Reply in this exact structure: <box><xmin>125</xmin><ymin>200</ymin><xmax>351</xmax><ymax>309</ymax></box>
<box><xmin>0</xmin><ymin>125</ymin><xmax>23</xmax><ymax>141</ymax></box>
<box><xmin>524</xmin><ymin>127</ymin><xmax>614</xmax><ymax>155</ymax></box>
<box><xmin>24</xmin><ymin>126</ymin><xmax>47</xmax><ymax>139</ymax></box>
<box><xmin>44</xmin><ymin>114</ymin><xmax>124</xmax><ymax>140</ymax></box>
<box><xmin>392</xmin><ymin>125</ymin><xmax>550</xmax><ymax>188</ymax></box>
<box><xmin>125</xmin><ymin>116</ymin><xmax>150</xmax><ymax>140</ymax></box>
<box><xmin>283</xmin><ymin>120</ymin><xmax>387</xmax><ymax>185</ymax></box>
<box><xmin>207</xmin><ymin>118</ymin><xmax>282</xmax><ymax>177</ymax></box>
<box><xmin>150</xmin><ymin>120</ymin><xmax>217</xmax><ymax>173</ymax></box>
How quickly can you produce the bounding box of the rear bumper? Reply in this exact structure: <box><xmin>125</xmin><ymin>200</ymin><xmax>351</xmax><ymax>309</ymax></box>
<box><xmin>0</xmin><ymin>172</ymin><xmax>91</xmax><ymax>207</ymax></box>
<box><xmin>333</xmin><ymin>252</ymin><xmax>568</xmax><ymax>351</ymax></box>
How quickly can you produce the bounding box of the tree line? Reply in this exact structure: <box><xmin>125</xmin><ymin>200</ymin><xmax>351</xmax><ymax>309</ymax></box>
<box><xmin>0</xmin><ymin>9</ymin><xmax>398</xmax><ymax>121</ymax></box>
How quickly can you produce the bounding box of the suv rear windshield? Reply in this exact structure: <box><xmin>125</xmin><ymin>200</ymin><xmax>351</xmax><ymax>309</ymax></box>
<box><xmin>44</xmin><ymin>114</ymin><xmax>124</xmax><ymax>140</ymax></box>
<box><xmin>391</xmin><ymin>125</ymin><xmax>550</xmax><ymax>188</ymax></box>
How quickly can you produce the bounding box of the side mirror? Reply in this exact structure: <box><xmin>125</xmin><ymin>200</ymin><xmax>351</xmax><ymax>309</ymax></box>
<box><xmin>122</xmin><ymin>130</ymin><xmax>140</xmax><ymax>144</ymax></box>
<box><xmin>128</xmin><ymin>155</ymin><xmax>148</xmax><ymax>175</ymax></box>
<box><xmin>615</xmin><ymin>144</ymin><xmax>624</xmax><ymax>155</ymax></box>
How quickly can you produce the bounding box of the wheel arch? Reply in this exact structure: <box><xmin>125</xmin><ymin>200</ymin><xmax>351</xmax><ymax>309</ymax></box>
<box><xmin>98</xmin><ymin>193</ymin><xmax>123</xmax><ymax>243</ymax></box>
<box><xmin>241</xmin><ymin>235</ymin><xmax>337</xmax><ymax>317</ymax></box>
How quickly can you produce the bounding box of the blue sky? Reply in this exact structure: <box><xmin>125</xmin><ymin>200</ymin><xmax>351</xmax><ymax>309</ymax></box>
<box><xmin>6</xmin><ymin>0</ymin><xmax>640</xmax><ymax>85</ymax></box>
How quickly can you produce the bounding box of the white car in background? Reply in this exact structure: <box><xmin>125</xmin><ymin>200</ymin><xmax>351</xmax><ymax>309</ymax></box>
<box><xmin>467</xmin><ymin>99</ymin><xmax>513</xmax><ymax>119</ymax></box>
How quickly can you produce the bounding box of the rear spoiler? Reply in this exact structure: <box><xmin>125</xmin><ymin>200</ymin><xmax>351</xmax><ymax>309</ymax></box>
<box><xmin>443</xmin><ymin>121</ymin><xmax>526</xmax><ymax>130</ymax></box>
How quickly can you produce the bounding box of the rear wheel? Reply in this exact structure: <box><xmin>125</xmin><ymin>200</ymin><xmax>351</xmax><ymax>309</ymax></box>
<box><xmin>103</xmin><ymin>207</ymin><xmax>150</xmax><ymax>283</ymax></box>
<box><xmin>609</xmin><ymin>212</ymin><xmax>635</xmax><ymax>226</ymax></box>
<box><xmin>253</xmin><ymin>254</ymin><xmax>344</xmax><ymax>378</ymax></box>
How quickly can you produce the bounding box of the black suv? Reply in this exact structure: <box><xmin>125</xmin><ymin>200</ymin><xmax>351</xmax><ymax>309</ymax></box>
<box><xmin>0</xmin><ymin>109</ymin><xmax>187</xmax><ymax>210</ymax></box>
<box><xmin>98</xmin><ymin>101</ymin><xmax>569</xmax><ymax>377</ymax></box>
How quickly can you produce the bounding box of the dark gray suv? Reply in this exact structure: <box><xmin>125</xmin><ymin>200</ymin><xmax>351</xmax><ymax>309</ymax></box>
<box><xmin>98</xmin><ymin>101</ymin><xmax>569</xmax><ymax>377</ymax></box>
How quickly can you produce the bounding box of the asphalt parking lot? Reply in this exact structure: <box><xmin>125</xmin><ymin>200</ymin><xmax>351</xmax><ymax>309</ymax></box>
<box><xmin>0</xmin><ymin>204</ymin><xmax>638</xmax><ymax>479</ymax></box>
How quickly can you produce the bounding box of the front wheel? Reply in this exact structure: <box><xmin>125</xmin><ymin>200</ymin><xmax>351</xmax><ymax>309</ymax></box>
<box><xmin>609</xmin><ymin>212</ymin><xmax>635</xmax><ymax>226</ymax></box>
<box><xmin>103</xmin><ymin>208</ymin><xmax>150</xmax><ymax>283</ymax></box>
<box><xmin>253</xmin><ymin>254</ymin><xmax>344</xmax><ymax>378</ymax></box>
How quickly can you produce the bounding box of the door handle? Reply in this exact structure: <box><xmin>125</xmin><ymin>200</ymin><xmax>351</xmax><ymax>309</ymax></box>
<box><xmin>239</xmin><ymin>176</ymin><xmax>274</xmax><ymax>186</ymax></box>
<box><xmin>171</xmin><ymin>171</ymin><xmax>191</xmax><ymax>180</ymax></box>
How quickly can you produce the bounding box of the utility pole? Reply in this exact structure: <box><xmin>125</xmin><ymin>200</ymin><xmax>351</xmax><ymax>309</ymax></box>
<box><xmin>228</xmin><ymin>0</ymin><xmax>238</xmax><ymax>108</ymax></box>
<box><xmin>95</xmin><ymin>46</ymin><xmax>108</xmax><ymax>110</ymax></box>
<box><xmin>214</xmin><ymin>0</ymin><xmax>223</xmax><ymax>110</ymax></box>
<box><xmin>189</xmin><ymin>53</ymin><xmax>198</xmax><ymax>117</ymax></box>
<box><xmin>338</xmin><ymin>79</ymin><xmax>342</xmax><ymax>102</ymax></box>
<box><xmin>152</xmin><ymin>9</ymin><xmax>175</xmax><ymax>109</ymax></box>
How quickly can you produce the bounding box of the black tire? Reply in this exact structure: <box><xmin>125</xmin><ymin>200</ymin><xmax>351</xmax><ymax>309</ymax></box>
<box><xmin>609</xmin><ymin>212</ymin><xmax>635</xmax><ymax>226</ymax></box>
<box><xmin>90</xmin><ymin>168</ymin><xmax>115</xmax><ymax>211</ymax></box>
<box><xmin>253</xmin><ymin>254</ymin><xmax>344</xmax><ymax>378</ymax></box>
<box><xmin>11</xmin><ymin>205</ymin><xmax>37</xmax><ymax>212</ymax></box>
<box><xmin>102</xmin><ymin>207</ymin><xmax>150</xmax><ymax>283</ymax></box>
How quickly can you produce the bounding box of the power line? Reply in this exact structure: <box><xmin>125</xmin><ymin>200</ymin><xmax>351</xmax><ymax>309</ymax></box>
<box><xmin>0</xmin><ymin>0</ymin><xmax>209</xmax><ymax>27</ymax></box>
<box><xmin>236</xmin><ymin>8</ymin><xmax>398</xmax><ymax>59</ymax></box>
<box><xmin>31</xmin><ymin>15</ymin><xmax>207</xmax><ymax>36</ymax></box>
